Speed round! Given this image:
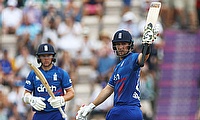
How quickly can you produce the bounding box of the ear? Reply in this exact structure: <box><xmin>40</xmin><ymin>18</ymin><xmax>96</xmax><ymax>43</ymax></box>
<box><xmin>52</xmin><ymin>58</ymin><xmax>56</xmax><ymax>63</ymax></box>
<box><xmin>36</xmin><ymin>55</ymin><xmax>41</xmax><ymax>64</ymax></box>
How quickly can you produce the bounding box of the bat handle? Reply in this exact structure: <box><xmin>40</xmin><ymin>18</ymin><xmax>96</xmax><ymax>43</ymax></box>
<box><xmin>58</xmin><ymin>107</ymin><xmax>68</xmax><ymax>118</ymax></box>
<box><xmin>139</xmin><ymin>44</ymin><xmax>148</xmax><ymax>67</ymax></box>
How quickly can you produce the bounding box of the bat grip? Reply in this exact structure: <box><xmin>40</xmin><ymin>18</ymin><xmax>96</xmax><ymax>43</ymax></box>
<box><xmin>140</xmin><ymin>44</ymin><xmax>148</xmax><ymax>67</ymax></box>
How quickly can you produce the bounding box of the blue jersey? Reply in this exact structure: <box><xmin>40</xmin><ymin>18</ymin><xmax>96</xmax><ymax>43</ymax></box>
<box><xmin>108</xmin><ymin>52</ymin><xmax>141</xmax><ymax>107</ymax></box>
<box><xmin>24</xmin><ymin>65</ymin><xmax>72</xmax><ymax>112</ymax></box>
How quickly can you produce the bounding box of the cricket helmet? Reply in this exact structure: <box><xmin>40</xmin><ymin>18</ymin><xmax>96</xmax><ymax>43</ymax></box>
<box><xmin>36</xmin><ymin>43</ymin><xmax>56</xmax><ymax>63</ymax></box>
<box><xmin>112</xmin><ymin>30</ymin><xmax>134</xmax><ymax>57</ymax></box>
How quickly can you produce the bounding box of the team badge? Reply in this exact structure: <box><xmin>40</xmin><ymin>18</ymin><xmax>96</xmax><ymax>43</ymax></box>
<box><xmin>44</xmin><ymin>45</ymin><xmax>48</xmax><ymax>51</ymax></box>
<box><xmin>118</xmin><ymin>32</ymin><xmax>122</xmax><ymax>39</ymax></box>
<box><xmin>53</xmin><ymin>73</ymin><xmax>57</xmax><ymax>81</ymax></box>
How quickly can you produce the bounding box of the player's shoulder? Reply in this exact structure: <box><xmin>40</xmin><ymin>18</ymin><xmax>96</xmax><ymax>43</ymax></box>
<box><xmin>29</xmin><ymin>69</ymin><xmax>35</xmax><ymax>75</ymax></box>
<box><xmin>53</xmin><ymin>65</ymin><xmax>63</xmax><ymax>71</ymax></box>
<box><xmin>125</xmin><ymin>52</ymin><xmax>140</xmax><ymax>63</ymax></box>
<box><xmin>53</xmin><ymin>66</ymin><xmax>68</xmax><ymax>74</ymax></box>
<box><xmin>128</xmin><ymin>52</ymin><xmax>139</xmax><ymax>58</ymax></box>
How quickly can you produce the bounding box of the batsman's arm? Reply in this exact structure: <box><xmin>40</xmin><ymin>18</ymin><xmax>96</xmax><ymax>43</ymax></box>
<box><xmin>63</xmin><ymin>87</ymin><xmax>74</xmax><ymax>101</ymax></box>
<box><xmin>92</xmin><ymin>84</ymin><xmax>114</xmax><ymax>107</ymax></box>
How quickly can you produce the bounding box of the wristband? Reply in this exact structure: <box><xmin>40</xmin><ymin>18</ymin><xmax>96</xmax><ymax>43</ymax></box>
<box><xmin>89</xmin><ymin>103</ymin><xmax>96</xmax><ymax>109</ymax></box>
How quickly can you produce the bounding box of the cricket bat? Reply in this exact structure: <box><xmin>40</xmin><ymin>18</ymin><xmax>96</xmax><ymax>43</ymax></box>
<box><xmin>140</xmin><ymin>2</ymin><xmax>161</xmax><ymax>67</ymax></box>
<box><xmin>28</xmin><ymin>63</ymin><xmax>67</xmax><ymax>118</ymax></box>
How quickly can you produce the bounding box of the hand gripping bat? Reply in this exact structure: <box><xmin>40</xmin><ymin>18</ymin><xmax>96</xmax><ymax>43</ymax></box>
<box><xmin>28</xmin><ymin>63</ymin><xmax>67</xmax><ymax>118</ymax></box>
<box><xmin>140</xmin><ymin>2</ymin><xmax>161</xmax><ymax>67</ymax></box>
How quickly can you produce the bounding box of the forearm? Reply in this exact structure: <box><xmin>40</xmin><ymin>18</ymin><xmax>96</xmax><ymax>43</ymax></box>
<box><xmin>92</xmin><ymin>85</ymin><xmax>113</xmax><ymax>106</ymax></box>
<box><xmin>63</xmin><ymin>87</ymin><xmax>75</xmax><ymax>101</ymax></box>
<box><xmin>138</xmin><ymin>53</ymin><xmax>150</xmax><ymax>65</ymax></box>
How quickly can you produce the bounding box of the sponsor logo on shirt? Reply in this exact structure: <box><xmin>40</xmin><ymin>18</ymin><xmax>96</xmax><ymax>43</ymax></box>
<box><xmin>37</xmin><ymin>84</ymin><xmax>57</xmax><ymax>92</ymax></box>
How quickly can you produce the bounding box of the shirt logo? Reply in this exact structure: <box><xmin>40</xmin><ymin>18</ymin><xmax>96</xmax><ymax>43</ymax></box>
<box><xmin>37</xmin><ymin>84</ymin><xmax>57</xmax><ymax>92</ymax></box>
<box><xmin>53</xmin><ymin>73</ymin><xmax>57</xmax><ymax>81</ymax></box>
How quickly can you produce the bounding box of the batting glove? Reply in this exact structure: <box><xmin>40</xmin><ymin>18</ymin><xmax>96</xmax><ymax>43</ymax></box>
<box><xmin>153</xmin><ymin>24</ymin><xmax>160</xmax><ymax>40</ymax></box>
<box><xmin>23</xmin><ymin>93</ymin><xmax>46</xmax><ymax>111</ymax></box>
<box><xmin>76</xmin><ymin>103</ymin><xmax>96</xmax><ymax>120</ymax></box>
<box><xmin>142</xmin><ymin>24</ymin><xmax>159</xmax><ymax>45</ymax></box>
<box><xmin>76</xmin><ymin>105</ymin><xmax>87</xmax><ymax>120</ymax></box>
<box><xmin>48</xmin><ymin>96</ymin><xmax>65</xmax><ymax>108</ymax></box>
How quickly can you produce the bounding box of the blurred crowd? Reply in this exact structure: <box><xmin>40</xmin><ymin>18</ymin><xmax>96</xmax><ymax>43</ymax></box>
<box><xmin>0</xmin><ymin>0</ymin><xmax>199</xmax><ymax>120</ymax></box>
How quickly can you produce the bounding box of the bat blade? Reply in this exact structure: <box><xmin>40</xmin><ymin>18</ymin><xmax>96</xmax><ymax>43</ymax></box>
<box><xmin>28</xmin><ymin>62</ymin><xmax>67</xmax><ymax>118</ymax></box>
<box><xmin>146</xmin><ymin>2</ymin><xmax>161</xmax><ymax>28</ymax></box>
<box><xmin>140</xmin><ymin>2</ymin><xmax>161</xmax><ymax>67</ymax></box>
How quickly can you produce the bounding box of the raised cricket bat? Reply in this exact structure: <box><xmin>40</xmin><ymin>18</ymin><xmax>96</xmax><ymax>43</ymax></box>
<box><xmin>140</xmin><ymin>2</ymin><xmax>161</xmax><ymax>67</ymax></box>
<box><xmin>28</xmin><ymin>63</ymin><xmax>67</xmax><ymax>118</ymax></box>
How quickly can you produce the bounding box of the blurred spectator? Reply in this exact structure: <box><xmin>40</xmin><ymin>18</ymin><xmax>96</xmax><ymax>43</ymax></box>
<box><xmin>82</xmin><ymin>0</ymin><xmax>104</xmax><ymax>19</ymax></box>
<box><xmin>7</xmin><ymin>81</ymin><xmax>27</xmax><ymax>120</ymax></box>
<box><xmin>42</xmin><ymin>1</ymin><xmax>62</xmax><ymax>30</ymax></box>
<box><xmin>15</xmin><ymin>46</ymin><xmax>38</xmax><ymax>81</ymax></box>
<box><xmin>0</xmin><ymin>0</ymin><xmax>5</xmax><ymax>28</ymax></box>
<box><xmin>160</xmin><ymin>0</ymin><xmax>174</xmax><ymax>29</ymax></box>
<box><xmin>118</xmin><ymin>11</ymin><xmax>140</xmax><ymax>40</ymax></box>
<box><xmin>89</xmin><ymin>81</ymin><xmax>114</xmax><ymax>119</ymax></box>
<box><xmin>140</xmin><ymin>63</ymin><xmax>156</xmax><ymax>120</ymax></box>
<box><xmin>57</xmin><ymin>50</ymin><xmax>78</xmax><ymax>86</ymax></box>
<box><xmin>95</xmin><ymin>43</ymin><xmax>117</xmax><ymax>88</ymax></box>
<box><xmin>41</xmin><ymin>16</ymin><xmax>59</xmax><ymax>48</ymax></box>
<box><xmin>76</xmin><ymin>27</ymin><xmax>97</xmax><ymax>68</ymax></box>
<box><xmin>23</xmin><ymin>0</ymin><xmax>42</xmax><ymax>25</ymax></box>
<box><xmin>173</xmin><ymin>0</ymin><xmax>198</xmax><ymax>31</ymax></box>
<box><xmin>0</xmin><ymin>49</ymin><xmax>16</xmax><ymax>88</ymax></box>
<box><xmin>97</xmin><ymin>29</ymin><xmax>114</xmax><ymax>56</ymax></box>
<box><xmin>0</xmin><ymin>85</ymin><xmax>10</xmax><ymax>120</ymax></box>
<box><xmin>16</xmin><ymin>14</ymin><xmax>41</xmax><ymax>54</ymax></box>
<box><xmin>121</xmin><ymin>0</ymin><xmax>132</xmax><ymax>16</ymax></box>
<box><xmin>57</xmin><ymin>14</ymin><xmax>83</xmax><ymax>58</ymax></box>
<box><xmin>16</xmin><ymin>14</ymin><xmax>41</xmax><ymax>40</ymax></box>
<box><xmin>1</xmin><ymin>0</ymin><xmax>22</xmax><ymax>34</ymax></box>
<box><xmin>16</xmin><ymin>31</ymin><xmax>36</xmax><ymax>56</ymax></box>
<box><xmin>0</xmin><ymin>49</ymin><xmax>15</xmax><ymax>76</ymax></box>
<box><xmin>197</xmin><ymin>0</ymin><xmax>200</xmax><ymax>28</ymax></box>
<box><xmin>62</xmin><ymin>0</ymin><xmax>82</xmax><ymax>22</ymax></box>
<box><xmin>159</xmin><ymin>0</ymin><xmax>198</xmax><ymax>31</ymax></box>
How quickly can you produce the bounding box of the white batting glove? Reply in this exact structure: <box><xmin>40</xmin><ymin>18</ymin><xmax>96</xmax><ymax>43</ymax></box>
<box><xmin>23</xmin><ymin>93</ymin><xmax>46</xmax><ymax>111</ymax></box>
<box><xmin>76</xmin><ymin>103</ymin><xmax>96</xmax><ymax>120</ymax></box>
<box><xmin>153</xmin><ymin>24</ymin><xmax>160</xmax><ymax>40</ymax></box>
<box><xmin>48</xmin><ymin>96</ymin><xmax>65</xmax><ymax>108</ymax></box>
<box><xmin>76</xmin><ymin>105</ymin><xmax>87</xmax><ymax>120</ymax></box>
<box><xmin>142</xmin><ymin>24</ymin><xmax>159</xmax><ymax>45</ymax></box>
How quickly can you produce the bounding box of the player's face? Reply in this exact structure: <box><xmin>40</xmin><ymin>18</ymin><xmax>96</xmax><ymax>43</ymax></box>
<box><xmin>115</xmin><ymin>42</ymin><xmax>130</xmax><ymax>56</ymax></box>
<box><xmin>39</xmin><ymin>54</ymin><xmax>54</xmax><ymax>67</ymax></box>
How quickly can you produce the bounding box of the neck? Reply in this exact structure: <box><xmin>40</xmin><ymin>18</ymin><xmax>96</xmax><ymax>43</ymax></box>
<box><xmin>42</xmin><ymin>64</ymin><xmax>53</xmax><ymax>71</ymax></box>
